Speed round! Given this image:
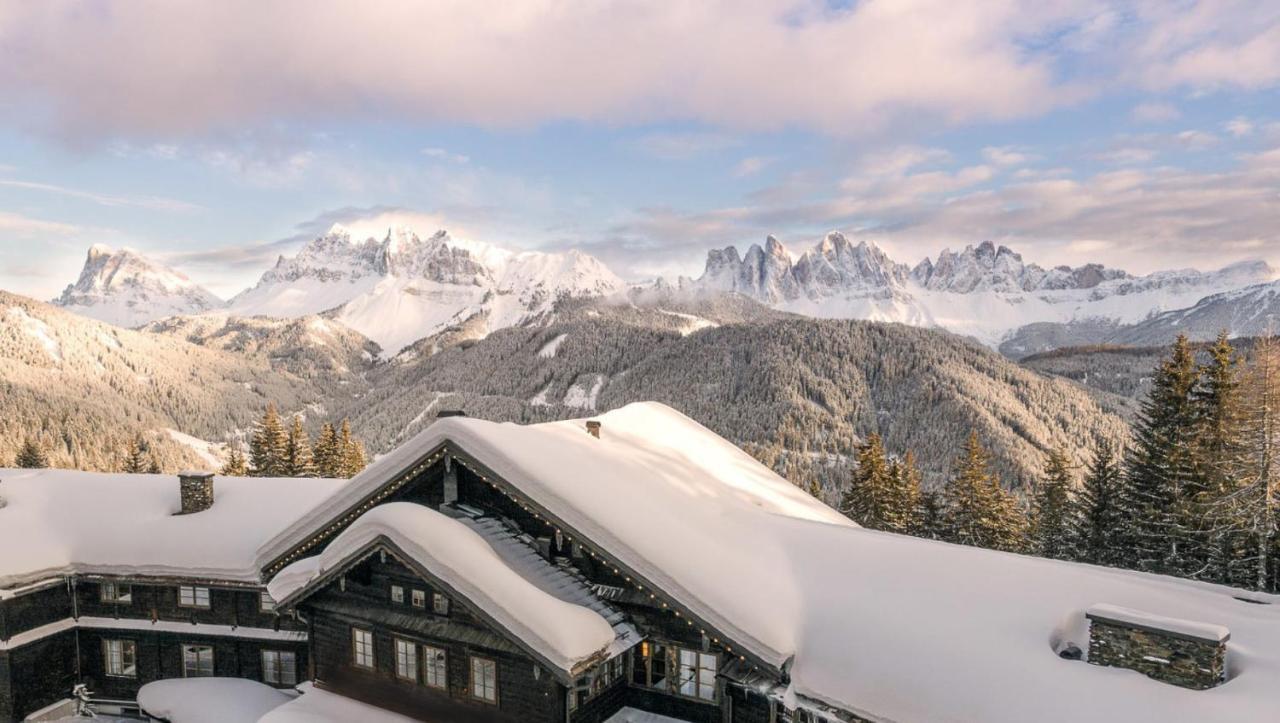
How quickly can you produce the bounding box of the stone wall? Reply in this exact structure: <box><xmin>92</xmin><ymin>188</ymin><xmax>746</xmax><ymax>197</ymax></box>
<box><xmin>1086</xmin><ymin>618</ymin><xmax>1227</xmax><ymax>690</ymax></box>
<box><xmin>179</xmin><ymin>473</ymin><xmax>215</xmax><ymax>514</ymax></box>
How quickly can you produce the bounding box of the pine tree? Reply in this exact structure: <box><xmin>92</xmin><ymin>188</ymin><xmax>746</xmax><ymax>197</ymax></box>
<box><xmin>146</xmin><ymin>457</ymin><xmax>162</xmax><ymax>474</ymax></box>
<box><xmin>250</xmin><ymin>403</ymin><xmax>289</xmax><ymax>477</ymax></box>
<box><xmin>1192</xmin><ymin>333</ymin><xmax>1245</xmax><ymax>583</ymax></box>
<box><xmin>221</xmin><ymin>447</ymin><xmax>249</xmax><ymax>477</ymax></box>
<box><xmin>841</xmin><ymin>433</ymin><xmax>894</xmax><ymax>530</ymax></box>
<box><xmin>1076</xmin><ymin>437</ymin><xmax>1126</xmax><ymax>567</ymax></box>
<box><xmin>122</xmin><ymin>435</ymin><xmax>149</xmax><ymax>474</ymax></box>
<box><xmin>941</xmin><ymin>432</ymin><xmax>1027</xmax><ymax>551</ymax></box>
<box><xmin>885</xmin><ymin>451</ymin><xmax>923</xmax><ymax>535</ymax></box>
<box><xmin>1029</xmin><ymin>446</ymin><xmax>1078</xmax><ymax>560</ymax></box>
<box><xmin>283</xmin><ymin>415</ymin><xmax>315</xmax><ymax>477</ymax></box>
<box><xmin>15</xmin><ymin>438</ymin><xmax>48</xmax><ymax>468</ymax></box>
<box><xmin>312</xmin><ymin>422</ymin><xmax>340</xmax><ymax>478</ymax></box>
<box><xmin>916</xmin><ymin>488</ymin><xmax>945</xmax><ymax>541</ymax></box>
<box><xmin>1123</xmin><ymin>335</ymin><xmax>1201</xmax><ymax>575</ymax></box>
<box><xmin>337</xmin><ymin>419</ymin><xmax>367</xmax><ymax>478</ymax></box>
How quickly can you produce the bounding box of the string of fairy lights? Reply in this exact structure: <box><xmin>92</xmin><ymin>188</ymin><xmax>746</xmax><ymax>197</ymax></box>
<box><xmin>265</xmin><ymin>445</ymin><xmax>761</xmax><ymax>674</ymax></box>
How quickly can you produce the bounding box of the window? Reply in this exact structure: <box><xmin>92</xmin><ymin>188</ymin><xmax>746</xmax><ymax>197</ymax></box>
<box><xmin>423</xmin><ymin>645</ymin><xmax>447</xmax><ymax>689</ymax></box>
<box><xmin>100</xmin><ymin>582</ymin><xmax>132</xmax><ymax>604</ymax></box>
<box><xmin>432</xmin><ymin>592</ymin><xmax>449</xmax><ymax>615</ymax></box>
<box><xmin>259</xmin><ymin>591</ymin><xmax>276</xmax><ymax>613</ymax></box>
<box><xmin>395</xmin><ymin>639</ymin><xmax>417</xmax><ymax>681</ymax></box>
<box><xmin>261</xmin><ymin>650</ymin><xmax>297</xmax><ymax>686</ymax></box>
<box><xmin>391</xmin><ymin>585</ymin><xmax>404</xmax><ymax>603</ymax></box>
<box><xmin>411</xmin><ymin>589</ymin><xmax>426</xmax><ymax>608</ymax></box>
<box><xmin>677</xmin><ymin>648</ymin><xmax>717</xmax><ymax>701</ymax></box>
<box><xmin>104</xmin><ymin>639</ymin><xmax>136</xmax><ymax>678</ymax></box>
<box><xmin>649</xmin><ymin>643</ymin><xmax>669</xmax><ymax>689</ymax></box>
<box><xmin>352</xmin><ymin>628</ymin><xmax>374</xmax><ymax>669</ymax></box>
<box><xmin>470</xmin><ymin>656</ymin><xmax>497</xmax><ymax>703</ymax></box>
<box><xmin>182</xmin><ymin>645</ymin><xmax>215</xmax><ymax>677</ymax></box>
<box><xmin>178</xmin><ymin>585</ymin><xmax>210</xmax><ymax>608</ymax></box>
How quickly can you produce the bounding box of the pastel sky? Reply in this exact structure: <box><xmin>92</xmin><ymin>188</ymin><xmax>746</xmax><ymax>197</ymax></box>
<box><xmin>1</xmin><ymin>1</ymin><xmax>1278</xmax><ymax>299</ymax></box>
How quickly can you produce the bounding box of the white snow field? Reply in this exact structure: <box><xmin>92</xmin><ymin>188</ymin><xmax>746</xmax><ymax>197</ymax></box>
<box><xmin>137</xmin><ymin>678</ymin><xmax>293</xmax><ymax>723</ymax></box>
<box><xmin>261</xmin><ymin>402</ymin><xmax>1280</xmax><ymax>723</ymax></box>
<box><xmin>0</xmin><ymin>470</ymin><xmax>346</xmax><ymax>589</ymax></box>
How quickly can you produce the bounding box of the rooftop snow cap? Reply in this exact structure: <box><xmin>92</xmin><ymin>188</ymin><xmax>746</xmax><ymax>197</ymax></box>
<box><xmin>585</xmin><ymin>420</ymin><xmax>601</xmax><ymax>438</ymax></box>
<box><xmin>438</xmin><ymin>410</ymin><xmax>467</xmax><ymax>418</ymax></box>
<box><xmin>177</xmin><ymin>471</ymin><xmax>215</xmax><ymax>515</ymax></box>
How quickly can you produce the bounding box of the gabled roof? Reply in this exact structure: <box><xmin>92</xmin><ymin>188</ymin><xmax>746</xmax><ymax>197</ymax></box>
<box><xmin>267</xmin><ymin>502</ymin><xmax>620</xmax><ymax>679</ymax></box>
<box><xmin>257</xmin><ymin>403</ymin><xmax>1280</xmax><ymax>723</ymax></box>
<box><xmin>0</xmin><ymin>468</ymin><xmax>345</xmax><ymax>591</ymax></box>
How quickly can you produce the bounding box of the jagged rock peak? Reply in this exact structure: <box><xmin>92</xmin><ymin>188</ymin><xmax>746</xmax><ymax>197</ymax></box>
<box><xmin>53</xmin><ymin>245</ymin><xmax>223</xmax><ymax>328</ymax></box>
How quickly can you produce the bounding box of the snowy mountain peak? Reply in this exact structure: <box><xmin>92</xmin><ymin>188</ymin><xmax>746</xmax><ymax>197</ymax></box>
<box><xmin>227</xmin><ymin>224</ymin><xmax>622</xmax><ymax>355</ymax></box>
<box><xmin>53</xmin><ymin>245</ymin><xmax>223</xmax><ymax>328</ymax></box>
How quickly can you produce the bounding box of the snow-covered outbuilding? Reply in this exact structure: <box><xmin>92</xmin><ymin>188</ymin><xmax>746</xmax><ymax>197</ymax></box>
<box><xmin>4</xmin><ymin>402</ymin><xmax>1280</xmax><ymax>723</ymax></box>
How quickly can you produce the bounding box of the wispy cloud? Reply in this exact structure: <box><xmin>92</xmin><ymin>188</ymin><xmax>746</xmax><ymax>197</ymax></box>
<box><xmin>632</xmin><ymin>132</ymin><xmax>739</xmax><ymax>160</ymax></box>
<box><xmin>0</xmin><ymin>211</ymin><xmax>80</xmax><ymax>235</ymax></box>
<box><xmin>733</xmin><ymin>156</ymin><xmax>776</xmax><ymax>177</ymax></box>
<box><xmin>421</xmin><ymin>147</ymin><xmax>470</xmax><ymax>164</ymax></box>
<box><xmin>1130</xmin><ymin>101</ymin><xmax>1180</xmax><ymax>123</ymax></box>
<box><xmin>1224</xmin><ymin>116</ymin><xmax>1255</xmax><ymax>137</ymax></box>
<box><xmin>0</xmin><ymin>179</ymin><xmax>200</xmax><ymax>211</ymax></box>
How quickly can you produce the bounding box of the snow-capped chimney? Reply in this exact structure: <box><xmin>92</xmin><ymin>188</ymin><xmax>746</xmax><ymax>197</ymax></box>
<box><xmin>438</xmin><ymin>410</ymin><xmax>467</xmax><ymax>418</ymax></box>
<box><xmin>585</xmin><ymin>420</ymin><xmax>601</xmax><ymax>439</ymax></box>
<box><xmin>178</xmin><ymin>471</ymin><xmax>215</xmax><ymax>514</ymax></box>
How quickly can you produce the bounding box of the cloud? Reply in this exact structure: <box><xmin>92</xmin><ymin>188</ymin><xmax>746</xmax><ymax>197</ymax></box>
<box><xmin>0</xmin><ymin>1</ymin><xmax>1098</xmax><ymax>141</ymax></box>
<box><xmin>0</xmin><ymin>179</ymin><xmax>200</xmax><ymax>211</ymax></box>
<box><xmin>1224</xmin><ymin>116</ymin><xmax>1254</xmax><ymax>137</ymax></box>
<box><xmin>1175</xmin><ymin>129</ymin><xmax>1219</xmax><ymax>150</ymax></box>
<box><xmin>422</xmin><ymin>147</ymin><xmax>470</xmax><ymax>164</ymax></box>
<box><xmin>0</xmin><ymin>211</ymin><xmax>79</xmax><ymax>235</ymax></box>
<box><xmin>632</xmin><ymin>132</ymin><xmax>740</xmax><ymax>160</ymax></box>
<box><xmin>733</xmin><ymin>156</ymin><xmax>776</xmax><ymax>177</ymax></box>
<box><xmin>1130</xmin><ymin>101</ymin><xmax>1180</xmax><ymax>123</ymax></box>
<box><xmin>982</xmin><ymin>146</ymin><xmax>1036</xmax><ymax>168</ymax></box>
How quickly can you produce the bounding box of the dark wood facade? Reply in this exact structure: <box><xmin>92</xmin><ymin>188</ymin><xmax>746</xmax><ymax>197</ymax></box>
<box><xmin>0</xmin><ymin>579</ymin><xmax>307</xmax><ymax>721</ymax></box>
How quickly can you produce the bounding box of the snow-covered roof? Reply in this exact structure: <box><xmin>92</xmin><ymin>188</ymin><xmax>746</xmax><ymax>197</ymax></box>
<box><xmin>138</xmin><ymin>678</ymin><xmax>293</xmax><ymax>723</ymax></box>
<box><xmin>268</xmin><ymin>502</ymin><xmax>618</xmax><ymax>677</ymax></box>
<box><xmin>259</xmin><ymin>402</ymin><xmax>1280</xmax><ymax>723</ymax></box>
<box><xmin>0</xmin><ymin>469</ymin><xmax>346</xmax><ymax>591</ymax></box>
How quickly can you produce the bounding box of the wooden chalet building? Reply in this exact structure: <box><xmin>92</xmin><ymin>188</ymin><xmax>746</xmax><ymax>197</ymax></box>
<box><xmin>6</xmin><ymin>402</ymin><xmax>1278</xmax><ymax>722</ymax></box>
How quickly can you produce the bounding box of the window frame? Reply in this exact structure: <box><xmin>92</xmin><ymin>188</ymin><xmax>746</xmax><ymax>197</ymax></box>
<box><xmin>390</xmin><ymin>584</ymin><xmax>405</xmax><ymax>604</ymax></box>
<box><xmin>261</xmin><ymin>649</ymin><xmax>297</xmax><ymax>687</ymax></box>
<box><xmin>394</xmin><ymin>638</ymin><xmax>418</xmax><ymax>681</ymax></box>
<box><xmin>103</xmin><ymin>639</ymin><xmax>137</xmax><ymax>678</ymax></box>
<box><xmin>432</xmin><ymin>592</ymin><xmax>449</xmax><ymax>615</ymax></box>
<box><xmin>470</xmin><ymin>655</ymin><xmax>498</xmax><ymax>704</ymax></box>
<box><xmin>351</xmin><ymin>627</ymin><xmax>375</xmax><ymax>669</ymax></box>
<box><xmin>100</xmin><ymin>582</ymin><xmax>133</xmax><ymax>604</ymax></box>
<box><xmin>423</xmin><ymin>644</ymin><xmax>448</xmax><ymax>690</ymax></box>
<box><xmin>411</xmin><ymin>589</ymin><xmax>426</xmax><ymax>608</ymax></box>
<box><xmin>676</xmin><ymin>647</ymin><xmax>718</xmax><ymax>702</ymax></box>
<box><xmin>259</xmin><ymin>590</ymin><xmax>276</xmax><ymax>613</ymax></box>
<box><xmin>181</xmin><ymin>644</ymin><xmax>215</xmax><ymax>678</ymax></box>
<box><xmin>177</xmin><ymin>585</ymin><xmax>211</xmax><ymax>609</ymax></box>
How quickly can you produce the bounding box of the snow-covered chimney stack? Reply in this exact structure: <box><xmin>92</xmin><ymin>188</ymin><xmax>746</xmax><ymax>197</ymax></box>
<box><xmin>586</xmin><ymin>420</ymin><xmax>601</xmax><ymax>439</ymax></box>
<box><xmin>178</xmin><ymin>471</ymin><xmax>215</xmax><ymax>514</ymax></box>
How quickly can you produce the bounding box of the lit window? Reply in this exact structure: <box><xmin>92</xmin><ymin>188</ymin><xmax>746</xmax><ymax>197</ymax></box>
<box><xmin>178</xmin><ymin>586</ymin><xmax>210</xmax><ymax>608</ymax></box>
<box><xmin>432</xmin><ymin>592</ymin><xmax>449</xmax><ymax>615</ymax></box>
<box><xmin>100</xmin><ymin>582</ymin><xmax>132</xmax><ymax>604</ymax></box>
<box><xmin>182</xmin><ymin>645</ymin><xmax>214</xmax><ymax>677</ymax></box>
<box><xmin>259</xmin><ymin>591</ymin><xmax>276</xmax><ymax>612</ymax></box>
<box><xmin>391</xmin><ymin>585</ymin><xmax>404</xmax><ymax>603</ymax></box>
<box><xmin>395</xmin><ymin>639</ymin><xmax>417</xmax><ymax>681</ymax></box>
<box><xmin>352</xmin><ymin>628</ymin><xmax>374</xmax><ymax>668</ymax></box>
<box><xmin>104</xmin><ymin>639</ymin><xmax>136</xmax><ymax>678</ymax></box>
<box><xmin>677</xmin><ymin>648</ymin><xmax>718</xmax><ymax>701</ymax></box>
<box><xmin>411</xmin><ymin>589</ymin><xmax>426</xmax><ymax>608</ymax></box>
<box><xmin>471</xmin><ymin>656</ymin><xmax>497</xmax><ymax>703</ymax></box>
<box><xmin>261</xmin><ymin>650</ymin><xmax>297</xmax><ymax>686</ymax></box>
<box><xmin>424</xmin><ymin>645</ymin><xmax>447</xmax><ymax>689</ymax></box>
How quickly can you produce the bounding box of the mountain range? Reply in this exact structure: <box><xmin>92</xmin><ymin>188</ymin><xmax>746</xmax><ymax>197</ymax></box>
<box><xmin>48</xmin><ymin>228</ymin><xmax>1275</xmax><ymax>359</ymax></box>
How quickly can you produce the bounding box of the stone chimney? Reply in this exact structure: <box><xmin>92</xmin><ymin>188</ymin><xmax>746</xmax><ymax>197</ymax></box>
<box><xmin>585</xmin><ymin>420</ymin><xmax>601</xmax><ymax>439</ymax></box>
<box><xmin>438</xmin><ymin>410</ymin><xmax>467</xmax><ymax>418</ymax></box>
<box><xmin>178</xmin><ymin>471</ymin><xmax>215</xmax><ymax>514</ymax></box>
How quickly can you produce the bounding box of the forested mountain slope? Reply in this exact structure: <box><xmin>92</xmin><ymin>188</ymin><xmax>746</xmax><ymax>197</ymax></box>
<box><xmin>346</xmin><ymin>299</ymin><xmax>1130</xmax><ymax>492</ymax></box>
<box><xmin>0</xmin><ymin>291</ymin><xmax>368</xmax><ymax>470</ymax></box>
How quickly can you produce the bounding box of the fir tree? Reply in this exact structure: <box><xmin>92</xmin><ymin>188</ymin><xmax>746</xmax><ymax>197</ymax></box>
<box><xmin>1123</xmin><ymin>335</ymin><xmax>1201</xmax><ymax>575</ymax></box>
<box><xmin>221</xmin><ymin>447</ymin><xmax>249</xmax><ymax>477</ymax></box>
<box><xmin>1029</xmin><ymin>446</ymin><xmax>1078</xmax><ymax>560</ymax></box>
<box><xmin>146</xmin><ymin>457</ymin><xmax>161</xmax><ymax>474</ymax></box>
<box><xmin>885</xmin><ymin>451</ymin><xmax>923</xmax><ymax>535</ymax></box>
<box><xmin>916</xmin><ymin>488</ymin><xmax>945</xmax><ymax>541</ymax></box>
<box><xmin>15</xmin><ymin>438</ymin><xmax>48</xmax><ymax>468</ymax></box>
<box><xmin>312</xmin><ymin>422</ymin><xmax>340</xmax><ymax>478</ymax></box>
<box><xmin>122</xmin><ymin>435</ymin><xmax>149</xmax><ymax>474</ymax></box>
<box><xmin>283</xmin><ymin>415</ymin><xmax>315</xmax><ymax>477</ymax></box>
<box><xmin>337</xmin><ymin>419</ymin><xmax>367</xmax><ymax>478</ymax></box>
<box><xmin>941</xmin><ymin>432</ymin><xmax>1027</xmax><ymax>551</ymax></box>
<box><xmin>1192</xmin><ymin>333</ymin><xmax>1245</xmax><ymax>583</ymax></box>
<box><xmin>1076</xmin><ymin>437</ymin><xmax>1126</xmax><ymax>567</ymax></box>
<box><xmin>250</xmin><ymin>403</ymin><xmax>289</xmax><ymax>477</ymax></box>
<box><xmin>841</xmin><ymin>433</ymin><xmax>894</xmax><ymax>530</ymax></box>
